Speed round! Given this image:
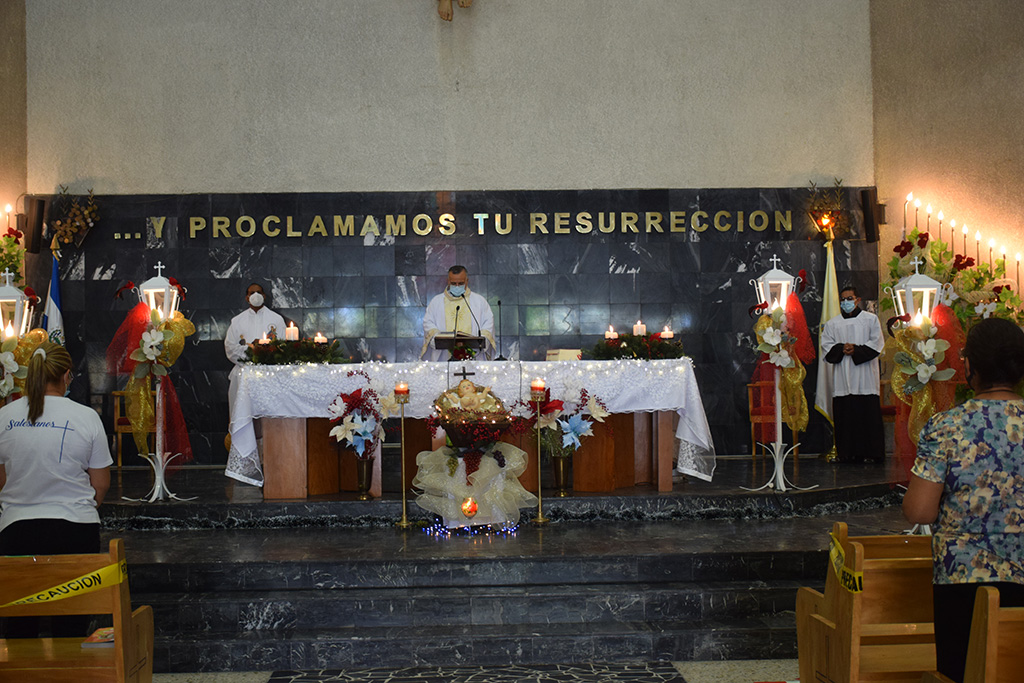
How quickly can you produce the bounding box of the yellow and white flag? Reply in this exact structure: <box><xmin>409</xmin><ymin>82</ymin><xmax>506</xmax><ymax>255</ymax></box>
<box><xmin>814</xmin><ymin>239</ymin><xmax>841</xmax><ymax>423</ymax></box>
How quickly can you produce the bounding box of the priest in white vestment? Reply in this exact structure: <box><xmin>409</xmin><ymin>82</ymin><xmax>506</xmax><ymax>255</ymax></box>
<box><xmin>820</xmin><ymin>284</ymin><xmax>885</xmax><ymax>463</ymax></box>
<box><xmin>224</xmin><ymin>283</ymin><xmax>286</xmax><ymax>420</ymax></box>
<box><xmin>420</xmin><ymin>265</ymin><xmax>496</xmax><ymax>361</ymax></box>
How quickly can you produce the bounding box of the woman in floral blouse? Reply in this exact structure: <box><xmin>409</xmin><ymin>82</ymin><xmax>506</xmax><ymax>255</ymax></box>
<box><xmin>903</xmin><ymin>316</ymin><xmax>1024</xmax><ymax>683</ymax></box>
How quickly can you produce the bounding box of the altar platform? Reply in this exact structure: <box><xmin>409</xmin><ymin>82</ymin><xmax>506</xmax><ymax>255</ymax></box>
<box><xmin>98</xmin><ymin>456</ymin><xmax>907</xmax><ymax>673</ymax></box>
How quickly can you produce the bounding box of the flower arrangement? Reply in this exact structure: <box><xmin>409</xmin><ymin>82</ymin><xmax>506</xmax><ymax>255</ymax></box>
<box><xmin>51</xmin><ymin>185</ymin><xmax>98</xmax><ymax>246</ymax></box>
<box><xmin>587</xmin><ymin>333</ymin><xmax>685</xmax><ymax>361</ymax></box>
<box><xmin>514</xmin><ymin>386</ymin><xmax>610</xmax><ymax>458</ymax></box>
<box><xmin>0</xmin><ymin>228</ymin><xmax>25</xmax><ymax>287</ymax></box>
<box><xmin>892</xmin><ymin>315</ymin><xmax>956</xmax><ymax>394</ymax></box>
<box><xmin>327</xmin><ymin>370</ymin><xmax>397</xmax><ymax>459</ymax></box>
<box><xmin>755</xmin><ymin>306</ymin><xmax>796</xmax><ymax>368</ymax></box>
<box><xmin>129</xmin><ymin>309</ymin><xmax>178</xmax><ymax>379</ymax></box>
<box><xmin>884</xmin><ymin>227</ymin><xmax>1024</xmax><ymax>328</ymax></box>
<box><xmin>0</xmin><ymin>338</ymin><xmax>27</xmax><ymax>399</ymax></box>
<box><xmin>246</xmin><ymin>337</ymin><xmax>351</xmax><ymax>365</ymax></box>
<box><xmin>449</xmin><ymin>342</ymin><xmax>477</xmax><ymax>361</ymax></box>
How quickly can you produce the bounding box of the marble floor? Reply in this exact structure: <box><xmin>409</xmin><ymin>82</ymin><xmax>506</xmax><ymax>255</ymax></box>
<box><xmin>151</xmin><ymin>659</ymin><xmax>800</xmax><ymax>683</ymax></box>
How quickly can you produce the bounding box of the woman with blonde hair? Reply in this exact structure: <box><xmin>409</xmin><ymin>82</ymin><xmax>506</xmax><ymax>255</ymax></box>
<box><xmin>0</xmin><ymin>341</ymin><xmax>112</xmax><ymax>637</ymax></box>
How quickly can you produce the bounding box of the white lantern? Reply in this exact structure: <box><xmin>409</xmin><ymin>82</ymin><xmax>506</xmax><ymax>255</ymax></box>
<box><xmin>885</xmin><ymin>256</ymin><xmax>941</xmax><ymax>323</ymax></box>
<box><xmin>136</xmin><ymin>261</ymin><xmax>181</xmax><ymax>320</ymax></box>
<box><xmin>0</xmin><ymin>270</ymin><xmax>34</xmax><ymax>339</ymax></box>
<box><xmin>751</xmin><ymin>254</ymin><xmax>800</xmax><ymax>311</ymax></box>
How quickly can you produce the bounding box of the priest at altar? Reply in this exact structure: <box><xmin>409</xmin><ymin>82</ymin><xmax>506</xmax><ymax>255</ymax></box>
<box><xmin>420</xmin><ymin>265</ymin><xmax>495</xmax><ymax>361</ymax></box>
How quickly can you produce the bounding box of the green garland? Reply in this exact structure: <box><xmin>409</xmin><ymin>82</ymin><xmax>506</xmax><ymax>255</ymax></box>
<box><xmin>245</xmin><ymin>337</ymin><xmax>352</xmax><ymax>365</ymax></box>
<box><xmin>585</xmin><ymin>333</ymin><xmax>686</xmax><ymax>361</ymax></box>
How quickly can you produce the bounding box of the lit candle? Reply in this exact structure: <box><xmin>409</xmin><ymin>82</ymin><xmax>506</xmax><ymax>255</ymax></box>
<box><xmin>3</xmin><ymin>204</ymin><xmax>10</xmax><ymax>229</ymax></box>
<box><xmin>314</xmin><ymin>332</ymin><xmax>328</xmax><ymax>344</ymax></box>
<box><xmin>633</xmin><ymin>320</ymin><xmax>646</xmax><ymax>336</ymax></box>
<box><xmin>604</xmin><ymin>325</ymin><xmax>618</xmax><ymax>340</ymax></box>
<box><xmin>937</xmin><ymin>210</ymin><xmax>943</xmax><ymax>242</ymax></box>
<box><xmin>395</xmin><ymin>381</ymin><xmax>409</xmax><ymax>396</ymax></box>
<box><xmin>285</xmin><ymin>322</ymin><xmax>299</xmax><ymax>341</ymax></box>
<box><xmin>926</xmin><ymin>204</ymin><xmax>932</xmax><ymax>233</ymax></box>
<box><xmin>531</xmin><ymin>378</ymin><xmax>545</xmax><ymax>392</ymax></box>
<box><xmin>903</xmin><ymin>192</ymin><xmax>912</xmax><ymax>239</ymax></box>
<box><xmin>258</xmin><ymin>333</ymin><xmax>270</xmax><ymax>345</ymax></box>
<box><xmin>988</xmin><ymin>238</ymin><xmax>996</xmax><ymax>268</ymax></box>
<box><xmin>914</xmin><ymin>198</ymin><xmax>921</xmax><ymax>227</ymax></box>
<box><xmin>660</xmin><ymin>326</ymin><xmax>674</xmax><ymax>339</ymax></box>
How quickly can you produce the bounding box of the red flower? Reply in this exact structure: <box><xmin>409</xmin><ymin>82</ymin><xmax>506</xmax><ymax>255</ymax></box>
<box><xmin>917</xmin><ymin>232</ymin><xmax>930</xmax><ymax>249</ymax></box>
<box><xmin>5</xmin><ymin>227</ymin><xmax>22</xmax><ymax>240</ymax></box>
<box><xmin>894</xmin><ymin>240</ymin><xmax>914</xmax><ymax>257</ymax></box>
<box><xmin>952</xmin><ymin>254</ymin><xmax>976</xmax><ymax>273</ymax></box>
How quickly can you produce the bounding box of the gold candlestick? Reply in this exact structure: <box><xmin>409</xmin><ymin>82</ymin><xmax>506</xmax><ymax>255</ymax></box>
<box><xmin>530</xmin><ymin>379</ymin><xmax>549</xmax><ymax>525</ymax></box>
<box><xmin>395</xmin><ymin>386</ymin><xmax>412</xmax><ymax>529</ymax></box>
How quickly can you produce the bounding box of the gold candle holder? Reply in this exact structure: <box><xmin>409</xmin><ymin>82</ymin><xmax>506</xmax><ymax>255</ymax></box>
<box><xmin>530</xmin><ymin>379</ymin><xmax>549</xmax><ymax>525</ymax></box>
<box><xmin>395</xmin><ymin>384</ymin><xmax>412</xmax><ymax>529</ymax></box>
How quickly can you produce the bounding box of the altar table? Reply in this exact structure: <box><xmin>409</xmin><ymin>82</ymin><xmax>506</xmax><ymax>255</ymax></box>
<box><xmin>225</xmin><ymin>359</ymin><xmax>716</xmax><ymax>496</ymax></box>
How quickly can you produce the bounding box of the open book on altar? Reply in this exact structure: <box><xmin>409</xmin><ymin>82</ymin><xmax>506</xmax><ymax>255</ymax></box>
<box><xmin>433</xmin><ymin>332</ymin><xmax>486</xmax><ymax>350</ymax></box>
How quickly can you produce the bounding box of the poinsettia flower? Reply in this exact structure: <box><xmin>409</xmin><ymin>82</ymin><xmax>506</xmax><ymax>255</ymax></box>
<box><xmin>916</xmin><ymin>362</ymin><xmax>936</xmax><ymax>384</ymax></box>
<box><xmin>537</xmin><ymin>410</ymin><xmax>561</xmax><ymax>431</ymax></box>
<box><xmin>762</xmin><ymin>327</ymin><xmax>783</xmax><ymax>346</ymax></box>
<box><xmin>586</xmin><ymin>395</ymin><xmax>610</xmax><ymax>422</ymax></box>
<box><xmin>349</xmin><ymin>415</ymin><xmax>379</xmax><ymax>457</ymax></box>
<box><xmin>558</xmin><ymin>413</ymin><xmax>594</xmax><ymax>450</ymax></box>
<box><xmin>327</xmin><ymin>397</ymin><xmax>347</xmax><ymax>420</ymax></box>
<box><xmin>329</xmin><ymin>414</ymin><xmax>358</xmax><ymax>444</ymax></box>
<box><xmin>975</xmin><ymin>301</ymin><xmax>997</xmax><ymax>318</ymax></box>
<box><xmin>0</xmin><ymin>351</ymin><xmax>17</xmax><ymax>374</ymax></box>
<box><xmin>378</xmin><ymin>392</ymin><xmax>399</xmax><ymax>419</ymax></box>
<box><xmin>769</xmin><ymin>348</ymin><xmax>793</xmax><ymax>368</ymax></box>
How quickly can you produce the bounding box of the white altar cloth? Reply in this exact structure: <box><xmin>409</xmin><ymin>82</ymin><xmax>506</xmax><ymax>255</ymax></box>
<box><xmin>225</xmin><ymin>359</ymin><xmax>716</xmax><ymax>486</ymax></box>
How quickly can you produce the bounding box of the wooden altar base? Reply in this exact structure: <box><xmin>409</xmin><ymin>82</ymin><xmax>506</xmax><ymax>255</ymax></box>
<box><xmin>261</xmin><ymin>413</ymin><xmax>679</xmax><ymax>501</ymax></box>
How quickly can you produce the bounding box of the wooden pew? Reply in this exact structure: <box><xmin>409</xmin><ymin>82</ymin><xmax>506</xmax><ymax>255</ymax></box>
<box><xmin>0</xmin><ymin>538</ymin><xmax>153</xmax><ymax>682</ymax></box>
<box><xmin>797</xmin><ymin>522</ymin><xmax>935</xmax><ymax>683</ymax></box>
<box><xmin>922</xmin><ymin>585</ymin><xmax>1024</xmax><ymax>683</ymax></box>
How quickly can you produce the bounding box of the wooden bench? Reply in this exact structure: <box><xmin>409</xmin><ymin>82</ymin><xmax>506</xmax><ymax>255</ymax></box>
<box><xmin>0</xmin><ymin>538</ymin><xmax>154</xmax><ymax>682</ymax></box>
<box><xmin>922</xmin><ymin>585</ymin><xmax>1024</xmax><ymax>683</ymax></box>
<box><xmin>797</xmin><ymin>522</ymin><xmax>935</xmax><ymax>683</ymax></box>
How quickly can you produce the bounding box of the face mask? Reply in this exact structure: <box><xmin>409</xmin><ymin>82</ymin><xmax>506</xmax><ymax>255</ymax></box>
<box><xmin>840</xmin><ymin>300</ymin><xmax>856</xmax><ymax>314</ymax></box>
<box><xmin>448</xmin><ymin>285</ymin><xmax>466</xmax><ymax>298</ymax></box>
<box><xmin>248</xmin><ymin>292</ymin><xmax>265</xmax><ymax>308</ymax></box>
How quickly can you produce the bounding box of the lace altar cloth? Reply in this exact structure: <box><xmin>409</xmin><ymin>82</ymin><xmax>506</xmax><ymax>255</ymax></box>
<box><xmin>226</xmin><ymin>359</ymin><xmax>716</xmax><ymax>486</ymax></box>
<box><xmin>413</xmin><ymin>442</ymin><xmax>537</xmax><ymax>528</ymax></box>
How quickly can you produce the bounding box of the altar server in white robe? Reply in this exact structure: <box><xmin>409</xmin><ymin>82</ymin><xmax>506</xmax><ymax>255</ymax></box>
<box><xmin>224</xmin><ymin>283</ymin><xmax>287</xmax><ymax>421</ymax></box>
<box><xmin>421</xmin><ymin>265</ymin><xmax>496</xmax><ymax>361</ymax></box>
<box><xmin>820</xmin><ymin>285</ymin><xmax>886</xmax><ymax>463</ymax></box>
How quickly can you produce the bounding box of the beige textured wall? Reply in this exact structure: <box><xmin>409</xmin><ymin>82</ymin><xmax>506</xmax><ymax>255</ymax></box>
<box><xmin>872</xmin><ymin>0</ymin><xmax>1024</xmax><ymax>281</ymax></box>
<box><xmin>25</xmin><ymin>0</ymin><xmax>873</xmax><ymax>194</ymax></box>
<box><xmin>0</xmin><ymin>0</ymin><xmax>26</xmax><ymax>220</ymax></box>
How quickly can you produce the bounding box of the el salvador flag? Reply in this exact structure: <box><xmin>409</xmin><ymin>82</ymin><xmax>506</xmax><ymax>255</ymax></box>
<box><xmin>43</xmin><ymin>254</ymin><xmax>64</xmax><ymax>345</ymax></box>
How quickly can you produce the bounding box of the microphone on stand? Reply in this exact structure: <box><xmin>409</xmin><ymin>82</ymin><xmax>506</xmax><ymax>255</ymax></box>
<box><xmin>448</xmin><ymin>305</ymin><xmax>461</xmax><ymax>363</ymax></box>
<box><xmin>460</xmin><ymin>293</ymin><xmax>488</xmax><ymax>358</ymax></box>
<box><xmin>495</xmin><ymin>299</ymin><xmax>506</xmax><ymax>361</ymax></box>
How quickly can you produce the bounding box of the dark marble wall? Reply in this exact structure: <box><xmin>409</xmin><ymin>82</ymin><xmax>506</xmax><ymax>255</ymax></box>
<box><xmin>48</xmin><ymin>189</ymin><xmax>878</xmax><ymax>465</ymax></box>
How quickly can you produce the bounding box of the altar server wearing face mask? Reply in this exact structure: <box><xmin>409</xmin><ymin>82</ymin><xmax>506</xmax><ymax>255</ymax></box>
<box><xmin>421</xmin><ymin>265</ymin><xmax>495</xmax><ymax>361</ymax></box>
<box><xmin>224</xmin><ymin>283</ymin><xmax>287</xmax><ymax>421</ymax></box>
<box><xmin>820</xmin><ymin>284</ymin><xmax>886</xmax><ymax>463</ymax></box>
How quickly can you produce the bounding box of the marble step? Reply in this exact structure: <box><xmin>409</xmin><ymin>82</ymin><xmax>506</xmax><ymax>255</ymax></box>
<box><xmin>140</xmin><ymin>579</ymin><xmax>817</xmax><ymax>635</ymax></box>
<box><xmin>154</xmin><ymin>616</ymin><xmax>798</xmax><ymax>672</ymax></box>
<box><xmin>127</xmin><ymin>549</ymin><xmax>828</xmax><ymax>593</ymax></box>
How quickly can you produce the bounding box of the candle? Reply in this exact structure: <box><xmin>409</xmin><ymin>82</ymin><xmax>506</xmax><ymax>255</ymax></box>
<box><xmin>604</xmin><ymin>325</ymin><xmax>618</xmax><ymax>340</ymax></box>
<box><xmin>1016</xmin><ymin>253</ymin><xmax>1021</xmax><ymax>290</ymax></box>
<box><xmin>531</xmin><ymin>378</ymin><xmax>545</xmax><ymax>392</ymax></box>
<box><xmin>660</xmin><ymin>326</ymin><xmax>674</xmax><ymax>339</ymax></box>
<box><xmin>914</xmin><ymin>198</ymin><xmax>921</xmax><ymax>227</ymax></box>
<box><xmin>3</xmin><ymin>204</ymin><xmax>10</xmax><ymax>229</ymax></box>
<box><xmin>926</xmin><ymin>204</ymin><xmax>932</xmax><ymax>232</ymax></box>
<box><xmin>258</xmin><ymin>333</ymin><xmax>270</xmax><ymax>345</ymax></box>
<box><xmin>3</xmin><ymin>322</ymin><xmax>13</xmax><ymax>340</ymax></box>
<box><xmin>314</xmin><ymin>332</ymin><xmax>327</xmax><ymax>344</ymax></box>
<box><xmin>903</xmin><ymin>192</ymin><xmax>912</xmax><ymax>238</ymax></box>
<box><xmin>1001</xmin><ymin>246</ymin><xmax>1007</xmax><ymax>274</ymax></box>
<box><xmin>285</xmin><ymin>322</ymin><xmax>299</xmax><ymax>341</ymax></box>
<box><xmin>937</xmin><ymin>211</ymin><xmax>944</xmax><ymax>242</ymax></box>
<box><xmin>633</xmin><ymin>320</ymin><xmax>646</xmax><ymax>336</ymax></box>
<box><xmin>395</xmin><ymin>381</ymin><xmax>409</xmax><ymax>396</ymax></box>
<box><xmin>976</xmin><ymin>231</ymin><xmax>982</xmax><ymax>263</ymax></box>
<box><xmin>962</xmin><ymin>224</ymin><xmax>968</xmax><ymax>256</ymax></box>
<box><xmin>988</xmin><ymin>238</ymin><xmax>996</xmax><ymax>268</ymax></box>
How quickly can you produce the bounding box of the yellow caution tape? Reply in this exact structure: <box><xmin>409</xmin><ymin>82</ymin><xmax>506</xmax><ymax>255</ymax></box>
<box><xmin>829</xmin><ymin>531</ymin><xmax>864</xmax><ymax>593</ymax></box>
<box><xmin>0</xmin><ymin>560</ymin><xmax>127</xmax><ymax>608</ymax></box>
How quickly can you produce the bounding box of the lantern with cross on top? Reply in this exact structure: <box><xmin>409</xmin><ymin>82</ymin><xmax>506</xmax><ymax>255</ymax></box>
<box><xmin>751</xmin><ymin>254</ymin><xmax>801</xmax><ymax>314</ymax></box>
<box><xmin>136</xmin><ymin>261</ymin><xmax>182</xmax><ymax>321</ymax></box>
<box><xmin>0</xmin><ymin>270</ymin><xmax>34</xmax><ymax>341</ymax></box>
<box><xmin>885</xmin><ymin>255</ymin><xmax>943</xmax><ymax>328</ymax></box>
